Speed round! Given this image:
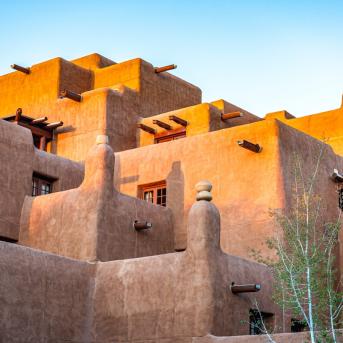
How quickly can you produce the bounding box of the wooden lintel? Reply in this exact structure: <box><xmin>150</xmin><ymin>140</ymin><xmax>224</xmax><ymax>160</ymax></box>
<box><xmin>60</xmin><ymin>89</ymin><xmax>82</xmax><ymax>102</ymax></box>
<box><xmin>169</xmin><ymin>115</ymin><xmax>188</xmax><ymax>127</ymax></box>
<box><xmin>31</xmin><ymin>117</ymin><xmax>48</xmax><ymax>124</ymax></box>
<box><xmin>18</xmin><ymin>122</ymin><xmax>52</xmax><ymax>139</ymax></box>
<box><xmin>155</xmin><ymin>64</ymin><xmax>177</xmax><ymax>73</ymax></box>
<box><xmin>221</xmin><ymin>111</ymin><xmax>243</xmax><ymax>121</ymax></box>
<box><xmin>153</xmin><ymin>119</ymin><xmax>172</xmax><ymax>130</ymax></box>
<box><xmin>231</xmin><ymin>283</ymin><xmax>261</xmax><ymax>294</ymax></box>
<box><xmin>11</xmin><ymin>64</ymin><xmax>30</xmax><ymax>74</ymax></box>
<box><xmin>137</xmin><ymin>123</ymin><xmax>156</xmax><ymax>135</ymax></box>
<box><xmin>45</xmin><ymin>121</ymin><xmax>63</xmax><ymax>130</ymax></box>
<box><xmin>237</xmin><ymin>140</ymin><xmax>262</xmax><ymax>153</ymax></box>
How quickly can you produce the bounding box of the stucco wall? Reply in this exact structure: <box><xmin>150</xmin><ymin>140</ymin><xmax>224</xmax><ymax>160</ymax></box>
<box><xmin>116</xmin><ymin>120</ymin><xmax>343</xmax><ymax>260</ymax></box>
<box><xmin>0</xmin><ymin>119</ymin><xmax>84</xmax><ymax>241</ymax></box>
<box><xmin>92</xmin><ymin>199</ymin><xmax>280</xmax><ymax>342</ymax></box>
<box><xmin>19</xmin><ymin>137</ymin><xmax>174</xmax><ymax>261</ymax></box>
<box><xmin>0</xmin><ymin>241</ymin><xmax>95</xmax><ymax>343</ymax></box>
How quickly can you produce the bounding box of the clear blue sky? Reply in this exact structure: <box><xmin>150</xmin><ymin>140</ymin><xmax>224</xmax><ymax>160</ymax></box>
<box><xmin>1</xmin><ymin>0</ymin><xmax>342</xmax><ymax>117</ymax></box>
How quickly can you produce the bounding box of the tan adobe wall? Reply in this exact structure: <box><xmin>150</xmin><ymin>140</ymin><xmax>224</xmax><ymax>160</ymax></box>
<box><xmin>0</xmin><ymin>182</ymin><xmax>283</xmax><ymax>341</ymax></box>
<box><xmin>116</xmin><ymin>120</ymin><xmax>343</xmax><ymax>261</ymax></box>
<box><xmin>19</xmin><ymin>136</ymin><xmax>174</xmax><ymax>261</ymax></box>
<box><xmin>264</xmin><ymin>99</ymin><xmax>343</xmax><ymax>156</ymax></box>
<box><xmin>0</xmin><ymin>119</ymin><xmax>84</xmax><ymax>241</ymax></box>
<box><xmin>0</xmin><ymin>54</ymin><xmax>201</xmax><ymax>161</ymax></box>
<box><xmin>0</xmin><ymin>242</ymin><xmax>95</xmax><ymax>342</ymax></box>
<box><xmin>138</xmin><ymin>101</ymin><xmax>261</xmax><ymax>147</ymax></box>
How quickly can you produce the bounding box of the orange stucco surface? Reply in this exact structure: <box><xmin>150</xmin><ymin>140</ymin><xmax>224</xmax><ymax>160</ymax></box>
<box><xmin>0</xmin><ymin>53</ymin><xmax>342</xmax><ymax>342</ymax></box>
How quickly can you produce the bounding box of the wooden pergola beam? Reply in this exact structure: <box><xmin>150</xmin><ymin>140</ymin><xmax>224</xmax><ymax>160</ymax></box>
<box><xmin>237</xmin><ymin>140</ymin><xmax>262</xmax><ymax>153</ymax></box>
<box><xmin>45</xmin><ymin>121</ymin><xmax>63</xmax><ymax>130</ymax></box>
<box><xmin>155</xmin><ymin>64</ymin><xmax>177</xmax><ymax>73</ymax></box>
<box><xmin>231</xmin><ymin>283</ymin><xmax>261</xmax><ymax>294</ymax></box>
<box><xmin>221</xmin><ymin>111</ymin><xmax>243</xmax><ymax>121</ymax></box>
<box><xmin>60</xmin><ymin>89</ymin><xmax>82</xmax><ymax>102</ymax></box>
<box><xmin>169</xmin><ymin>115</ymin><xmax>188</xmax><ymax>127</ymax></box>
<box><xmin>31</xmin><ymin>116</ymin><xmax>48</xmax><ymax>124</ymax></box>
<box><xmin>137</xmin><ymin>123</ymin><xmax>156</xmax><ymax>135</ymax></box>
<box><xmin>153</xmin><ymin>119</ymin><xmax>172</xmax><ymax>130</ymax></box>
<box><xmin>11</xmin><ymin>64</ymin><xmax>30</xmax><ymax>74</ymax></box>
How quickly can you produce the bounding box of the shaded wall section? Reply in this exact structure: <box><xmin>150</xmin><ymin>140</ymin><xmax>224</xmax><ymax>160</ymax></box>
<box><xmin>0</xmin><ymin>119</ymin><xmax>84</xmax><ymax>241</ymax></box>
<box><xmin>0</xmin><ymin>242</ymin><xmax>95</xmax><ymax>343</ymax></box>
<box><xmin>92</xmin><ymin>198</ymin><xmax>281</xmax><ymax>342</ymax></box>
<box><xmin>20</xmin><ymin>137</ymin><xmax>174</xmax><ymax>261</ymax></box>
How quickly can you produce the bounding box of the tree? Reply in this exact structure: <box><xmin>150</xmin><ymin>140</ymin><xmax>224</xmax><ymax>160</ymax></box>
<box><xmin>252</xmin><ymin>149</ymin><xmax>343</xmax><ymax>343</ymax></box>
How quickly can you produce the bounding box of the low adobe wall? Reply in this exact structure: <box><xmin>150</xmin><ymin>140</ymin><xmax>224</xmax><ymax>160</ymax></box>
<box><xmin>0</xmin><ymin>120</ymin><xmax>83</xmax><ymax>241</ymax></box>
<box><xmin>92</xmin><ymin>190</ymin><xmax>281</xmax><ymax>341</ymax></box>
<box><xmin>0</xmin><ymin>241</ymin><xmax>94</xmax><ymax>343</ymax></box>
<box><xmin>19</xmin><ymin>136</ymin><xmax>174</xmax><ymax>261</ymax></box>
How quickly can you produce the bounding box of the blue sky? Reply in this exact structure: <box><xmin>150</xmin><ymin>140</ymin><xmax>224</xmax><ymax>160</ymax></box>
<box><xmin>0</xmin><ymin>0</ymin><xmax>342</xmax><ymax>117</ymax></box>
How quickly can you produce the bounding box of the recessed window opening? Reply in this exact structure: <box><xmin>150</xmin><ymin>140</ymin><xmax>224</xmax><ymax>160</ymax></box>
<box><xmin>32</xmin><ymin>172</ymin><xmax>56</xmax><ymax>196</ymax></box>
<box><xmin>154</xmin><ymin>128</ymin><xmax>186</xmax><ymax>144</ymax></box>
<box><xmin>249</xmin><ymin>309</ymin><xmax>274</xmax><ymax>335</ymax></box>
<box><xmin>139</xmin><ymin>181</ymin><xmax>167</xmax><ymax>207</ymax></box>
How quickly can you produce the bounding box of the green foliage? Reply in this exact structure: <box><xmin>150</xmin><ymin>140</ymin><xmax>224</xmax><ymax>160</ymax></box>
<box><xmin>252</xmin><ymin>149</ymin><xmax>343</xmax><ymax>343</ymax></box>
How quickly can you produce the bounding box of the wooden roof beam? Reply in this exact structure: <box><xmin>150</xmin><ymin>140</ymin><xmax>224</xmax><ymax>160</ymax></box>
<box><xmin>31</xmin><ymin>117</ymin><xmax>48</xmax><ymax>125</ymax></box>
<box><xmin>221</xmin><ymin>111</ymin><xmax>243</xmax><ymax>121</ymax></box>
<box><xmin>11</xmin><ymin>64</ymin><xmax>30</xmax><ymax>74</ymax></box>
<box><xmin>169</xmin><ymin>115</ymin><xmax>188</xmax><ymax>127</ymax></box>
<box><xmin>331</xmin><ymin>169</ymin><xmax>343</xmax><ymax>183</ymax></box>
<box><xmin>155</xmin><ymin>64</ymin><xmax>177</xmax><ymax>73</ymax></box>
<box><xmin>137</xmin><ymin>123</ymin><xmax>156</xmax><ymax>135</ymax></box>
<box><xmin>45</xmin><ymin>121</ymin><xmax>63</xmax><ymax>130</ymax></box>
<box><xmin>237</xmin><ymin>140</ymin><xmax>262</xmax><ymax>153</ymax></box>
<box><xmin>231</xmin><ymin>283</ymin><xmax>261</xmax><ymax>294</ymax></box>
<box><xmin>60</xmin><ymin>89</ymin><xmax>82</xmax><ymax>102</ymax></box>
<box><xmin>153</xmin><ymin>119</ymin><xmax>172</xmax><ymax>130</ymax></box>
<box><xmin>15</xmin><ymin>108</ymin><xmax>22</xmax><ymax>122</ymax></box>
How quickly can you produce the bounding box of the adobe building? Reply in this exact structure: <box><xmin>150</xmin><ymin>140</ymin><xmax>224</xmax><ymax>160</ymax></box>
<box><xmin>0</xmin><ymin>53</ymin><xmax>342</xmax><ymax>342</ymax></box>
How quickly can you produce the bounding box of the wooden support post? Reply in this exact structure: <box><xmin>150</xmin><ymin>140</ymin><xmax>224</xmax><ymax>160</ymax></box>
<box><xmin>39</xmin><ymin>136</ymin><xmax>47</xmax><ymax>151</ymax></box>
<box><xmin>221</xmin><ymin>111</ymin><xmax>243</xmax><ymax>121</ymax></box>
<box><xmin>155</xmin><ymin>64</ymin><xmax>177</xmax><ymax>73</ymax></box>
<box><xmin>45</xmin><ymin>121</ymin><xmax>63</xmax><ymax>130</ymax></box>
<box><xmin>11</xmin><ymin>64</ymin><xmax>30</xmax><ymax>74</ymax></box>
<box><xmin>60</xmin><ymin>89</ymin><xmax>82</xmax><ymax>102</ymax></box>
<box><xmin>231</xmin><ymin>283</ymin><xmax>261</xmax><ymax>294</ymax></box>
<box><xmin>331</xmin><ymin>169</ymin><xmax>343</xmax><ymax>183</ymax></box>
<box><xmin>15</xmin><ymin>108</ymin><xmax>22</xmax><ymax>122</ymax></box>
<box><xmin>134</xmin><ymin>221</ymin><xmax>152</xmax><ymax>231</ymax></box>
<box><xmin>153</xmin><ymin>119</ymin><xmax>172</xmax><ymax>130</ymax></box>
<box><xmin>169</xmin><ymin>115</ymin><xmax>188</xmax><ymax>127</ymax></box>
<box><xmin>31</xmin><ymin>117</ymin><xmax>48</xmax><ymax>124</ymax></box>
<box><xmin>237</xmin><ymin>140</ymin><xmax>262</xmax><ymax>153</ymax></box>
<box><xmin>137</xmin><ymin>123</ymin><xmax>156</xmax><ymax>135</ymax></box>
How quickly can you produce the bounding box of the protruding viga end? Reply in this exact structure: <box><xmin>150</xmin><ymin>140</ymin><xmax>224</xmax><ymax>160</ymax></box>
<box><xmin>96</xmin><ymin>135</ymin><xmax>109</xmax><ymax>145</ymax></box>
<box><xmin>195</xmin><ymin>180</ymin><xmax>212</xmax><ymax>201</ymax></box>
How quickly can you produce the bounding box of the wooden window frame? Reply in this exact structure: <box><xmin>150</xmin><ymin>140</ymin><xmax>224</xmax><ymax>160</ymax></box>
<box><xmin>154</xmin><ymin>127</ymin><xmax>186</xmax><ymax>144</ymax></box>
<box><xmin>138</xmin><ymin>181</ymin><xmax>167</xmax><ymax>207</ymax></box>
<box><xmin>32</xmin><ymin>172</ymin><xmax>56</xmax><ymax>196</ymax></box>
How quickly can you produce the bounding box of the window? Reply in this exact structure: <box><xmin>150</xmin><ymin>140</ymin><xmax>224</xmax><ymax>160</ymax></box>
<box><xmin>139</xmin><ymin>182</ymin><xmax>167</xmax><ymax>207</ymax></box>
<box><xmin>154</xmin><ymin>128</ymin><xmax>186</xmax><ymax>144</ymax></box>
<box><xmin>339</xmin><ymin>188</ymin><xmax>343</xmax><ymax>210</ymax></box>
<box><xmin>249</xmin><ymin>309</ymin><xmax>274</xmax><ymax>335</ymax></box>
<box><xmin>32</xmin><ymin>173</ymin><xmax>55</xmax><ymax>196</ymax></box>
<box><xmin>291</xmin><ymin>319</ymin><xmax>307</xmax><ymax>333</ymax></box>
